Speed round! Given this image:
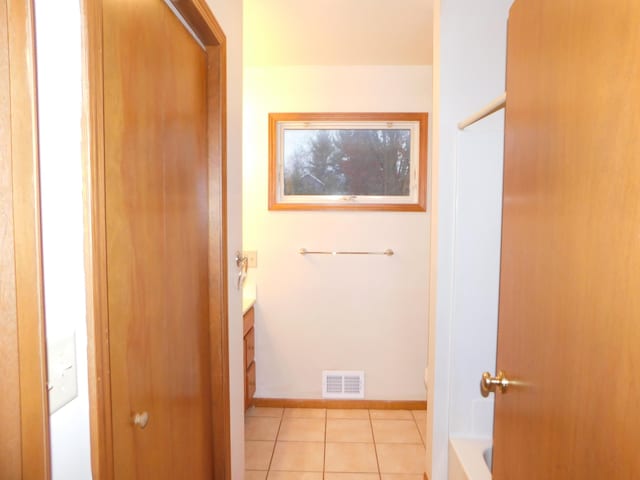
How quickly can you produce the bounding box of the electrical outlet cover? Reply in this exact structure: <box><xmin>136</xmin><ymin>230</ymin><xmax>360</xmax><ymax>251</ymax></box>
<box><xmin>47</xmin><ymin>333</ymin><xmax>78</xmax><ymax>413</ymax></box>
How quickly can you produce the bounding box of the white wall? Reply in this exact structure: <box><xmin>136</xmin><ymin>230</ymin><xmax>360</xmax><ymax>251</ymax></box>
<box><xmin>243</xmin><ymin>66</ymin><xmax>431</xmax><ymax>400</ymax></box>
<box><xmin>426</xmin><ymin>1</ymin><xmax>514</xmax><ymax>478</ymax></box>
<box><xmin>34</xmin><ymin>1</ymin><xmax>92</xmax><ymax>479</ymax></box>
<box><xmin>203</xmin><ymin>0</ymin><xmax>244</xmax><ymax>477</ymax></box>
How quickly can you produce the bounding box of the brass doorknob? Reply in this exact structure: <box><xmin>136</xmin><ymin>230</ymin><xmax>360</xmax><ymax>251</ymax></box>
<box><xmin>480</xmin><ymin>370</ymin><xmax>510</xmax><ymax>397</ymax></box>
<box><xmin>133</xmin><ymin>411</ymin><xmax>150</xmax><ymax>429</ymax></box>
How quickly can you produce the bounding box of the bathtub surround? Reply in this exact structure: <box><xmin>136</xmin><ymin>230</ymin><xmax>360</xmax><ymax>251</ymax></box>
<box><xmin>427</xmin><ymin>0</ymin><xmax>514</xmax><ymax>478</ymax></box>
<box><xmin>448</xmin><ymin>437</ymin><xmax>492</xmax><ymax>480</ymax></box>
<box><xmin>243</xmin><ymin>65</ymin><xmax>431</xmax><ymax>401</ymax></box>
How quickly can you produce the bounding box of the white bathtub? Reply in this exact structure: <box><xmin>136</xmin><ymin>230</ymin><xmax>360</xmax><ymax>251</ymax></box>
<box><xmin>448</xmin><ymin>437</ymin><xmax>492</xmax><ymax>480</ymax></box>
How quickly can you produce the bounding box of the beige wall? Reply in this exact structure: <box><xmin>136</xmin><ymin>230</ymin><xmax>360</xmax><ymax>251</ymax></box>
<box><xmin>243</xmin><ymin>65</ymin><xmax>431</xmax><ymax>400</ymax></box>
<box><xmin>243</xmin><ymin>0</ymin><xmax>433</xmax><ymax>66</ymax></box>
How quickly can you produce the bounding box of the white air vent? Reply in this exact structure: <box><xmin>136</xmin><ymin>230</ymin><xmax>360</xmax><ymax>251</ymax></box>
<box><xmin>322</xmin><ymin>370</ymin><xmax>365</xmax><ymax>399</ymax></box>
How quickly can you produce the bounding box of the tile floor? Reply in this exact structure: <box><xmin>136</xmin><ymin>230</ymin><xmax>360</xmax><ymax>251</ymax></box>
<box><xmin>245</xmin><ymin>407</ymin><xmax>427</xmax><ymax>479</ymax></box>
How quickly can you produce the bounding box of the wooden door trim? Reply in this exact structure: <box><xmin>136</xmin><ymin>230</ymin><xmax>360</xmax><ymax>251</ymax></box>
<box><xmin>80</xmin><ymin>1</ymin><xmax>112</xmax><ymax>478</ymax></box>
<box><xmin>80</xmin><ymin>1</ymin><xmax>230</xmax><ymax>479</ymax></box>
<box><xmin>171</xmin><ymin>0</ymin><xmax>225</xmax><ymax>45</ymax></box>
<box><xmin>203</xmin><ymin>42</ymin><xmax>231</xmax><ymax>480</ymax></box>
<box><xmin>0</xmin><ymin>0</ymin><xmax>51</xmax><ymax>478</ymax></box>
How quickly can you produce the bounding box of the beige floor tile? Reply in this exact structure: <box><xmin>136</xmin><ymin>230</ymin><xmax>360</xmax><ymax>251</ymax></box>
<box><xmin>270</xmin><ymin>441</ymin><xmax>324</xmax><ymax>471</ymax></box>
<box><xmin>381</xmin><ymin>475</ymin><xmax>423</xmax><ymax>480</ymax></box>
<box><xmin>376</xmin><ymin>444</ymin><xmax>426</xmax><ymax>474</ymax></box>
<box><xmin>369</xmin><ymin>410</ymin><xmax>413</xmax><ymax>420</ymax></box>
<box><xmin>371</xmin><ymin>420</ymin><xmax>422</xmax><ymax>444</ymax></box>
<box><xmin>326</xmin><ymin>419</ymin><xmax>373</xmax><ymax>443</ymax></box>
<box><xmin>278</xmin><ymin>418</ymin><xmax>325</xmax><ymax>442</ymax></box>
<box><xmin>325</xmin><ymin>442</ymin><xmax>378</xmax><ymax>473</ymax></box>
<box><xmin>246</xmin><ymin>407</ymin><xmax>284</xmax><ymax>418</ymax></box>
<box><xmin>327</xmin><ymin>409</ymin><xmax>370</xmax><ymax>420</ymax></box>
<box><xmin>245</xmin><ymin>416</ymin><xmax>281</xmax><ymax>441</ymax></box>
<box><xmin>411</xmin><ymin>410</ymin><xmax>427</xmax><ymax>422</ymax></box>
<box><xmin>245</xmin><ymin>441</ymin><xmax>275</xmax><ymax>471</ymax></box>
<box><xmin>267</xmin><ymin>473</ymin><xmax>323</xmax><ymax>480</ymax></box>
<box><xmin>283</xmin><ymin>408</ymin><xmax>326</xmax><ymax>419</ymax></box>
<box><xmin>325</xmin><ymin>474</ymin><xmax>380</xmax><ymax>480</ymax></box>
<box><xmin>245</xmin><ymin>471</ymin><xmax>268</xmax><ymax>480</ymax></box>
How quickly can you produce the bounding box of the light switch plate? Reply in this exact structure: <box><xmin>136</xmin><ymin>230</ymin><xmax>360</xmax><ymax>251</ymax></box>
<box><xmin>244</xmin><ymin>250</ymin><xmax>257</xmax><ymax>268</ymax></box>
<box><xmin>47</xmin><ymin>333</ymin><xmax>78</xmax><ymax>413</ymax></box>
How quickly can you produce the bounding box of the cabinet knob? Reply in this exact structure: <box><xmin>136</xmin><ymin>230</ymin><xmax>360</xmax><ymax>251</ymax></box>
<box><xmin>133</xmin><ymin>411</ymin><xmax>150</xmax><ymax>429</ymax></box>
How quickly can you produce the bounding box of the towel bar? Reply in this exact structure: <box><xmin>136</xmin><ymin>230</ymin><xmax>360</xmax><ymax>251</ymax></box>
<box><xmin>298</xmin><ymin>248</ymin><xmax>394</xmax><ymax>256</ymax></box>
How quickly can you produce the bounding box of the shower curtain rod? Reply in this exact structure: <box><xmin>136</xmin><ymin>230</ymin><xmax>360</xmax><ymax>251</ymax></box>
<box><xmin>458</xmin><ymin>92</ymin><xmax>507</xmax><ymax>130</ymax></box>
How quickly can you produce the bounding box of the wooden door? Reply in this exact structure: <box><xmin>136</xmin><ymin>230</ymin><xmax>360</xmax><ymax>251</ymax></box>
<box><xmin>493</xmin><ymin>0</ymin><xmax>640</xmax><ymax>478</ymax></box>
<box><xmin>0</xmin><ymin>0</ymin><xmax>50</xmax><ymax>478</ymax></box>
<box><xmin>103</xmin><ymin>1</ymin><xmax>213</xmax><ymax>477</ymax></box>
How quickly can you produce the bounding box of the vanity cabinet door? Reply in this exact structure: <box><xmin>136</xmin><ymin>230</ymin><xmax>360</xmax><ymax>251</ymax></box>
<box><xmin>243</xmin><ymin>307</ymin><xmax>256</xmax><ymax>409</ymax></box>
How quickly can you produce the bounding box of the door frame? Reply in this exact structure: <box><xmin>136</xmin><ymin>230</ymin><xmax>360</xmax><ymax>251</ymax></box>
<box><xmin>80</xmin><ymin>1</ymin><xmax>231</xmax><ymax>478</ymax></box>
<box><xmin>0</xmin><ymin>0</ymin><xmax>51</xmax><ymax>478</ymax></box>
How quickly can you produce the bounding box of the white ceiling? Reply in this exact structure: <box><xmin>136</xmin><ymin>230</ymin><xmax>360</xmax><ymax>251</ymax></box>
<box><xmin>244</xmin><ymin>0</ymin><xmax>434</xmax><ymax>66</ymax></box>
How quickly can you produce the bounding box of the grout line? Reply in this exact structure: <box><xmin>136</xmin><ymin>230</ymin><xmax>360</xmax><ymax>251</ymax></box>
<box><xmin>323</xmin><ymin>409</ymin><xmax>327</xmax><ymax>479</ymax></box>
<box><xmin>265</xmin><ymin>409</ymin><xmax>285</xmax><ymax>476</ymax></box>
<box><xmin>368</xmin><ymin>409</ymin><xmax>382</xmax><ymax>479</ymax></box>
<box><xmin>412</xmin><ymin>411</ymin><xmax>427</xmax><ymax>446</ymax></box>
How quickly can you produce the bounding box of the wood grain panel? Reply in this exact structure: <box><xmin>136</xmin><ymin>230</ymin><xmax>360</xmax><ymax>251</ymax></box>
<box><xmin>244</xmin><ymin>328</ymin><xmax>255</xmax><ymax>369</ymax></box>
<box><xmin>83</xmin><ymin>1</ymin><xmax>230</xmax><ymax>478</ymax></box>
<box><xmin>494</xmin><ymin>0</ymin><xmax>640</xmax><ymax>477</ymax></box>
<box><xmin>79</xmin><ymin>0</ymin><xmax>114</xmax><ymax>477</ymax></box>
<box><xmin>243</xmin><ymin>307</ymin><xmax>255</xmax><ymax>410</ymax></box>
<box><xmin>253</xmin><ymin>398</ymin><xmax>427</xmax><ymax>410</ymax></box>
<box><xmin>205</xmin><ymin>42</ymin><xmax>231</xmax><ymax>480</ymax></box>
<box><xmin>171</xmin><ymin>0</ymin><xmax>225</xmax><ymax>46</ymax></box>
<box><xmin>103</xmin><ymin>0</ymin><xmax>212</xmax><ymax>477</ymax></box>
<box><xmin>243</xmin><ymin>306</ymin><xmax>255</xmax><ymax>335</ymax></box>
<box><xmin>0</xmin><ymin>1</ymin><xmax>22</xmax><ymax>477</ymax></box>
<box><xmin>1</xmin><ymin>0</ymin><xmax>50</xmax><ymax>478</ymax></box>
<box><xmin>246</xmin><ymin>363</ymin><xmax>256</xmax><ymax>409</ymax></box>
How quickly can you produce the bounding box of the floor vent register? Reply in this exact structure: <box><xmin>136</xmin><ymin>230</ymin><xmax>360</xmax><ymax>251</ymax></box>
<box><xmin>322</xmin><ymin>370</ymin><xmax>365</xmax><ymax>399</ymax></box>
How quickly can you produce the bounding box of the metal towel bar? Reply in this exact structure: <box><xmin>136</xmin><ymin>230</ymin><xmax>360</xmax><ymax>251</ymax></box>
<box><xmin>298</xmin><ymin>248</ymin><xmax>394</xmax><ymax>256</ymax></box>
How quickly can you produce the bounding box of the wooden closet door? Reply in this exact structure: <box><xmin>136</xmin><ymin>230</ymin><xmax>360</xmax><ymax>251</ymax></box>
<box><xmin>103</xmin><ymin>1</ymin><xmax>213</xmax><ymax>477</ymax></box>
<box><xmin>493</xmin><ymin>0</ymin><xmax>640</xmax><ymax>478</ymax></box>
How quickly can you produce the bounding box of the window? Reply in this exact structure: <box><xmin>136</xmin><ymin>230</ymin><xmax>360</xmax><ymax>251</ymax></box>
<box><xmin>269</xmin><ymin>112</ymin><xmax>428</xmax><ymax>211</ymax></box>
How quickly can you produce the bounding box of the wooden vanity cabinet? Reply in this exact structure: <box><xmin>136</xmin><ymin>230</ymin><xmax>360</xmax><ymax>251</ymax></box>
<box><xmin>243</xmin><ymin>306</ymin><xmax>256</xmax><ymax>409</ymax></box>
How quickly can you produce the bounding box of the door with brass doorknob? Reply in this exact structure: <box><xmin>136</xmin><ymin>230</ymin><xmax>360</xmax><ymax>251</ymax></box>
<box><xmin>492</xmin><ymin>0</ymin><xmax>640</xmax><ymax>477</ymax></box>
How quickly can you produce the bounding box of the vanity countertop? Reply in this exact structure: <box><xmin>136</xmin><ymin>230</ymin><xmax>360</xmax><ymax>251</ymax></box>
<box><xmin>242</xmin><ymin>292</ymin><xmax>256</xmax><ymax>315</ymax></box>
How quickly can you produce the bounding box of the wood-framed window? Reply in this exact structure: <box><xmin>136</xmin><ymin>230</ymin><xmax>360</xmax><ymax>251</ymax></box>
<box><xmin>269</xmin><ymin>112</ymin><xmax>428</xmax><ymax>211</ymax></box>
